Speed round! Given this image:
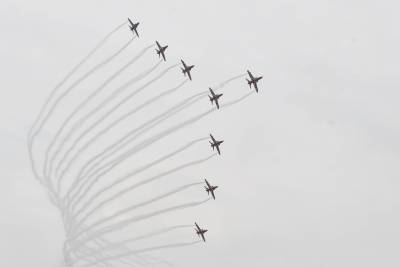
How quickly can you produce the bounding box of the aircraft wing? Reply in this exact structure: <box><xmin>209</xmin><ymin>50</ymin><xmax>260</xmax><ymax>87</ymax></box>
<box><xmin>216</xmin><ymin>145</ymin><xmax>221</xmax><ymax>155</ymax></box>
<box><xmin>134</xmin><ymin>28</ymin><xmax>139</xmax><ymax>37</ymax></box>
<box><xmin>247</xmin><ymin>70</ymin><xmax>254</xmax><ymax>79</ymax></box>
<box><xmin>195</xmin><ymin>222</ymin><xmax>201</xmax><ymax>231</ymax></box>
<box><xmin>201</xmin><ymin>233</ymin><xmax>206</xmax><ymax>242</ymax></box>
<box><xmin>209</xmin><ymin>88</ymin><xmax>216</xmax><ymax>96</ymax></box>
<box><xmin>210</xmin><ymin>134</ymin><xmax>216</xmax><ymax>143</ymax></box>
<box><xmin>253</xmin><ymin>82</ymin><xmax>259</xmax><ymax>93</ymax></box>
<box><xmin>205</xmin><ymin>179</ymin><xmax>211</xmax><ymax>188</ymax></box>
<box><xmin>128</xmin><ymin>18</ymin><xmax>133</xmax><ymax>26</ymax></box>
<box><xmin>181</xmin><ymin>60</ymin><xmax>187</xmax><ymax>68</ymax></box>
<box><xmin>211</xmin><ymin>190</ymin><xmax>215</xmax><ymax>200</ymax></box>
<box><xmin>215</xmin><ymin>98</ymin><xmax>220</xmax><ymax>109</ymax></box>
<box><xmin>187</xmin><ymin>71</ymin><xmax>192</xmax><ymax>80</ymax></box>
<box><xmin>156</xmin><ymin>41</ymin><xmax>161</xmax><ymax>49</ymax></box>
<box><xmin>161</xmin><ymin>51</ymin><xmax>166</xmax><ymax>61</ymax></box>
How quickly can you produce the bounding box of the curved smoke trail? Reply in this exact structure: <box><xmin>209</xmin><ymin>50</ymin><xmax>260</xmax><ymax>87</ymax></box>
<box><xmin>28</xmin><ymin>20</ymin><xmax>258</xmax><ymax>266</ymax></box>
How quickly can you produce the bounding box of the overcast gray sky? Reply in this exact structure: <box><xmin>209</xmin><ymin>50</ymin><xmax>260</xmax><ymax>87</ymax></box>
<box><xmin>1</xmin><ymin>1</ymin><xmax>400</xmax><ymax>267</ymax></box>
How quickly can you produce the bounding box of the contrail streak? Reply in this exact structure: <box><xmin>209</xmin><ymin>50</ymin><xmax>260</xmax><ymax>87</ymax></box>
<box><xmin>66</xmin><ymin>198</ymin><xmax>210</xmax><ymax>254</ymax></box>
<box><xmin>43</xmin><ymin>43</ymin><xmax>155</xmax><ymax>180</ymax></box>
<box><xmin>77</xmin><ymin>241</ymin><xmax>202</xmax><ymax>267</ymax></box>
<box><xmin>65</xmin><ymin>105</ymin><xmax>216</xmax><ymax>208</ymax></box>
<box><xmin>65</xmin><ymin>73</ymin><xmax>243</xmax><ymax>199</ymax></box>
<box><xmin>211</xmin><ymin>73</ymin><xmax>247</xmax><ymax>92</ymax></box>
<box><xmin>53</xmin><ymin>59</ymin><xmax>164</xmax><ymax>195</ymax></box>
<box><xmin>64</xmin><ymin>99</ymin><xmax>215</xmax><ymax>207</ymax></box>
<box><xmin>68</xmin><ymin>153</ymin><xmax>215</xmax><ymax>228</ymax></box>
<box><xmin>73</xmin><ymin>183</ymin><xmax>203</xmax><ymax>239</ymax></box>
<box><xmin>72</xmin><ymin>73</ymin><xmax>245</xmax><ymax>184</ymax></box>
<box><xmin>27</xmin><ymin>21</ymin><xmax>127</xmax><ymax>187</ymax></box>
<box><xmin>80</xmin><ymin>225</ymin><xmax>193</xmax><ymax>259</ymax></box>
<box><xmin>221</xmin><ymin>90</ymin><xmax>255</xmax><ymax>108</ymax></box>
<box><xmin>78</xmin><ymin>89</ymin><xmax>255</xmax><ymax>191</ymax></box>
<box><xmin>68</xmin><ymin>139</ymin><xmax>208</xmax><ymax>224</ymax></box>
<box><xmin>56</xmin><ymin>79</ymin><xmax>189</xmax><ymax>192</ymax></box>
<box><xmin>29</xmin><ymin>38</ymin><xmax>135</xmax><ymax>190</ymax></box>
<box><xmin>61</xmin><ymin>74</ymin><xmax>187</xmax><ymax>205</ymax></box>
<box><xmin>37</xmin><ymin>37</ymin><xmax>136</xmax><ymax>166</ymax></box>
<box><xmin>67</xmin><ymin>89</ymin><xmax>207</xmax><ymax>198</ymax></box>
<box><xmin>28</xmin><ymin>21</ymin><xmax>127</xmax><ymax>143</ymax></box>
<box><xmin>54</xmin><ymin>61</ymin><xmax>178</xmax><ymax>185</ymax></box>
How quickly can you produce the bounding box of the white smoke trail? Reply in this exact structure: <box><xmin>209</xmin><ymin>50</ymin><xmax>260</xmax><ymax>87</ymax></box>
<box><xmin>68</xmin><ymin>154</ymin><xmax>215</xmax><ymax>233</ymax></box>
<box><xmin>27</xmin><ymin>21</ymin><xmax>128</xmax><ymax>187</ymax></box>
<box><xmin>64</xmin><ymin>102</ymin><xmax>214</xmax><ymax>208</ymax></box>
<box><xmin>72</xmin><ymin>183</ymin><xmax>203</xmax><ymax>239</ymax></box>
<box><xmin>28</xmin><ymin>38</ymin><xmax>135</xmax><ymax>190</ymax></box>
<box><xmin>63</xmin><ymin>73</ymin><xmax>244</xmax><ymax>205</ymax></box>
<box><xmin>56</xmin><ymin>79</ymin><xmax>189</xmax><ymax>192</ymax></box>
<box><xmin>71</xmin><ymin>73</ymin><xmax>245</xmax><ymax>184</ymax></box>
<box><xmin>51</xmin><ymin>59</ymin><xmax>165</xmax><ymax>196</ymax></box>
<box><xmin>61</xmin><ymin>80</ymin><xmax>192</xmax><ymax>207</ymax></box>
<box><xmin>28</xmin><ymin>21</ymin><xmax>127</xmax><ymax>144</ymax></box>
<box><xmin>65</xmin><ymin>89</ymin><xmax>208</xmax><ymax>201</ymax></box>
<box><xmin>43</xmin><ymin>43</ymin><xmax>155</xmax><ymax>181</ymax></box>
<box><xmin>69</xmin><ymin>90</ymin><xmax>255</xmax><ymax>207</ymax></box>
<box><xmin>77</xmin><ymin>241</ymin><xmax>202</xmax><ymax>267</ymax></box>
<box><xmin>68</xmin><ymin>138</ymin><xmax>208</xmax><ymax>223</ymax></box>
<box><xmin>54</xmin><ymin>61</ymin><xmax>178</xmax><ymax>183</ymax></box>
<box><xmin>66</xmin><ymin>198</ymin><xmax>211</xmax><ymax>254</ymax></box>
<box><xmin>80</xmin><ymin>225</ymin><xmax>193</xmax><ymax>259</ymax></box>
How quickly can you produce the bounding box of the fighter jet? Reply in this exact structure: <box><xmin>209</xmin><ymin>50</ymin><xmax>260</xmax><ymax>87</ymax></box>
<box><xmin>195</xmin><ymin>222</ymin><xmax>208</xmax><ymax>242</ymax></box>
<box><xmin>204</xmin><ymin>179</ymin><xmax>218</xmax><ymax>200</ymax></box>
<box><xmin>246</xmin><ymin>70</ymin><xmax>263</xmax><ymax>93</ymax></box>
<box><xmin>156</xmin><ymin>41</ymin><xmax>168</xmax><ymax>61</ymax></box>
<box><xmin>209</xmin><ymin>134</ymin><xmax>223</xmax><ymax>155</ymax></box>
<box><xmin>128</xmin><ymin>18</ymin><xmax>140</xmax><ymax>37</ymax></box>
<box><xmin>208</xmin><ymin>88</ymin><xmax>223</xmax><ymax>109</ymax></box>
<box><xmin>181</xmin><ymin>60</ymin><xmax>194</xmax><ymax>80</ymax></box>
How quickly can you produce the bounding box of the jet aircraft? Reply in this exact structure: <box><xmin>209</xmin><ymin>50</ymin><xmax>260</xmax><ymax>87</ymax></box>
<box><xmin>128</xmin><ymin>18</ymin><xmax>140</xmax><ymax>37</ymax></box>
<box><xmin>156</xmin><ymin>41</ymin><xmax>168</xmax><ymax>61</ymax></box>
<box><xmin>195</xmin><ymin>222</ymin><xmax>208</xmax><ymax>242</ymax></box>
<box><xmin>209</xmin><ymin>134</ymin><xmax>223</xmax><ymax>155</ymax></box>
<box><xmin>181</xmin><ymin>60</ymin><xmax>194</xmax><ymax>80</ymax></box>
<box><xmin>204</xmin><ymin>179</ymin><xmax>218</xmax><ymax>200</ymax></box>
<box><xmin>208</xmin><ymin>88</ymin><xmax>223</xmax><ymax>109</ymax></box>
<box><xmin>246</xmin><ymin>70</ymin><xmax>263</xmax><ymax>93</ymax></box>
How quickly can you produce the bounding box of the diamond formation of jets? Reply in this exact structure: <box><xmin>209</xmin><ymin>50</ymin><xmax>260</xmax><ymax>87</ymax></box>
<box><xmin>181</xmin><ymin>60</ymin><xmax>194</xmax><ymax>80</ymax></box>
<box><xmin>195</xmin><ymin>222</ymin><xmax>208</xmax><ymax>242</ymax></box>
<box><xmin>204</xmin><ymin>179</ymin><xmax>218</xmax><ymax>200</ymax></box>
<box><xmin>209</xmin><ymin>134</ymin><xmax>223</xmax><ymax>155</ymax></box>
<box><xmin>156</xmin><ymin>41</ymin><xmax>168</xmax><ymax>61</ymax></box>
<box><xmin>246</xmin><ymin>70</ymin><xmax>263</xmax><ymax>93</ymax></box>
<box><xmin>208</xmin><ymin>88</ymin><xmax>223</xmax><ymax>109</ymax></box>
<box><xmin>128</xmin><ymin>18</ymin><xmax>139</xmax><ymax>37</ymax></box>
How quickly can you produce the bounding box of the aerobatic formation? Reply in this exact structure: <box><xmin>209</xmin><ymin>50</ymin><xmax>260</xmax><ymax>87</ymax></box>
<box><xmin>27</xmin><ymin>18</ymin><xmax>263</xmax><ymax>266</ymax></box>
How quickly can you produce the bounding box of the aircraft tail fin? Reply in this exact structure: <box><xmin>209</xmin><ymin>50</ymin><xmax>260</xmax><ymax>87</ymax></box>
<box><xmin>181</xmin><ymin>67</ymin><xmax>186</xmax><ymax>75</ymax></box>
<box><xmin>246</xmin><ymin>79</ymin><xmax>252</xmax><ymax>88</ymax></box>
<box><xmin>209</xmin><ymin>141</ymin><xmax>214</xmax><ymax>150</ymax></box>
<box><xmin>205</xmin><ymin>186</ymin><xmax>209</xmax><ymax>194</ymax></box>
<box><xmin>209</xmin><ymin>96</ymin><xmax>213</xmax><ymax>104</ymax></box>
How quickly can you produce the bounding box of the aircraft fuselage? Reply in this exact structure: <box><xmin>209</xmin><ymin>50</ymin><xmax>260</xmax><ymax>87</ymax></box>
<box><xmin>206</xmin><ymin>186</ymin><xmax>218</xmax><ymax>193</ymax></box>
<box><xmin>182</xmin><ymin>65</ymin><xmax>194</xmax><ymax>73</ymax></box>
<box><xmin>248</xmin><ymin>76</ymin><xmax>263</xmax><ymax>86</ymax></box>
<box><xmin>211</xmin><ymin>140</ymin><xmax>223</xmax><ymax>148</ymax></box>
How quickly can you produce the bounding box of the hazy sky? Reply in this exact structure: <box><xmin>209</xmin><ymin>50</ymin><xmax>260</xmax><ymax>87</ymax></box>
<box><xmin>1</xmin><ymin>1</ymin><xmax>400</xmax><ymax>267</ymax></box>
